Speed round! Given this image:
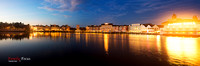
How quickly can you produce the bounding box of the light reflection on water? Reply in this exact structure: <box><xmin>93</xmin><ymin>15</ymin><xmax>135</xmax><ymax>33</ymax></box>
<box><xmin>0</xmin><ymin>32</ymin><xmax>200</xmax><ymax>65</ymax></box>
<box><xmin>166</xmin><ymin>37</ymin><xmax>200</xmax><ymax>65</ymax></box>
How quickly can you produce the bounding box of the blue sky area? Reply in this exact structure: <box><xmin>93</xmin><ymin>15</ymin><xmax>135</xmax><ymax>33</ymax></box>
<box><xmin>0</xmin><ymin>0</ymin><xmax>200</xmax><ymax>27</ymax></box>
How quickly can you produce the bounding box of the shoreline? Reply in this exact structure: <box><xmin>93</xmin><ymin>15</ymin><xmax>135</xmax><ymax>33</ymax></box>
<box><xmin>1</xmin><ymin>31</ymin><xmax>200</xmax><ymax>37</ymax></box>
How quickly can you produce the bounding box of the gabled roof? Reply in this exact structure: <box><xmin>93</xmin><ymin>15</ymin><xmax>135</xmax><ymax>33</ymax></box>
<box><xmin>141</xmin><ymin>24</ymin><xmax>154</xmax><ymax>27</ymax></box>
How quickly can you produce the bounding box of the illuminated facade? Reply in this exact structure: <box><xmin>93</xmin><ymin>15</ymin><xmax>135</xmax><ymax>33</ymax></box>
<box><xmin>86</xmin><ymin>25</ymin><xmax>101</xmax><ymax>32</ymax></box>
<box><xmin>118</xmin><ymin>25</ymin><xmax>129</xmax><ymax>32</ymax></box>
<box><xmin>161</xmin><ymin>14</ymin><xmax>200</xmax><ymax>35</ymax></box>
<box><xmin>100</xmin><ymin>23</ymin><xmax>129</xmax><ymax>32</ymax></box>
<box><xmin>50</xmin><ymin>24</ymin><xmax>61</xmax><ymax>31</ymax></box>
<box><xmin>75</xmin><ymin>25</ymin><xmax>86</xmax><ymax>32</ymax></box>
<box><xmin>32</xmin><ymin>24</ymin><xmax>73</xmax><ymax>32</ymax></box>
<box><xmin>129</xmin><ymin>24</ymin><xmax>142</xmax><ymax>33</ymax></box>
<box><xmin>61</xmin><ymin>25</ymin><xmax>71</xmax><ymax>31</ymax></box>
<box><xmin>100</xmin><ymin>23</ymin><xmax>113</xmax><ymax>32</ymax></box>
<box><xmin>129</xmin><ymin>24</ymin><xmax>163</xmax><ymax>33</ymax></box>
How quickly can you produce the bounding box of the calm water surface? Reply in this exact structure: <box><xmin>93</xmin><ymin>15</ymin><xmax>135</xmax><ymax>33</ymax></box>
<box><xmin>0</xmin><ymin>32</ymin><xmax>200</xmax><ymax>66</ymax></box>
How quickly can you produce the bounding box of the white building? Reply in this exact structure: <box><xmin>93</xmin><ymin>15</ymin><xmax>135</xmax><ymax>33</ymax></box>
<box><xmin>129</xmin><ymin>24</ymin><xmax>163</xmax><ymax>33</ymax></box>
<box><xmin>100</xmin><ymin>23</ymin><xmax>113</xmax><ymax>32</ymax></box>
<box><xmin>161</xmin><ymin>14</ymin><xmax>200</xmax><ymax>35</ymax></box>
<box><xmin>129</xmin><ymin>24</ymin><xmax>142</xmax><ymax>33</ymax></box>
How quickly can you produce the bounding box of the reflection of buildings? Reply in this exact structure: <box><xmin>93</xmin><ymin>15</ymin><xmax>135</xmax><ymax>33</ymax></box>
<box><xmin>161</xmin><ymin>14</ymin><xmax>200</xmax><ymax>35</ymax></box>
<box><xmin>104</xmin><ymin>34</ymin><xmax>109</xmax><ymax>54</ymax></box>
<box><xmin>166</xmin><ymin>37</ymin><xmax>200</xmax><ymax>65</ymax></box>
<box><xmin>0</xmin><ymin>32</ymin><xmax>29</xmax><ymax>40</ymax></box>
<box><xmin>29</xmin><ymin>32</ymin><xmax>72</xmax><ymax>41</ymax></box>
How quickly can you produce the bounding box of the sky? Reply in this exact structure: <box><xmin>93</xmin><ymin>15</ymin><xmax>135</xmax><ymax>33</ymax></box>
<box><xmin>0</xmin><ymin>0</ymin><xmax>200</xmax><ymax>27</ymax></box>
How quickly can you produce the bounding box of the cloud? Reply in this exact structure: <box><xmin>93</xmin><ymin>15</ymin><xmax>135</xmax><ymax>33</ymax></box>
<box><xmin>63</xmin><ymin>15</ymin><xmax>71</xmax><ymax>18</ymax></box>
<box><xmin>51</xmin><ymin>14</ymin><xmax>71</xmax><ymax>18</ymax></box>
<box><xmin>134</xmin><ymin>0</ymin><xmax>197</xmax><ymax>13</ymax></box>
<box><xmin>39</xmin><ymin>0</ymin><xmax>81</xmax><ymax>12</ymax></box>
<box><xmin>97</xmin><ymin>12</ymin><xmax>127</xmax><ymax>23</ymax></box>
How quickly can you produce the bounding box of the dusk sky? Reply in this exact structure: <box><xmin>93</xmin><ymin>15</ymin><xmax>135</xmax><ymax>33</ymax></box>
<box><xmin>0</xmin><ymin>0</ymin><xmax>200</xmax><ymax>27</ymax></box>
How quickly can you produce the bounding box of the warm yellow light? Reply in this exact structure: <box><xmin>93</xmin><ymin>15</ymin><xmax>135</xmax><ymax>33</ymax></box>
<box><xmin>168</xmin><ymin>22</ymin><xmax>196</xmax><ymax>26</ymax></box>
<box><xmin>166</xmin><ymin>37</ymin><xmax>199</xmax><ymax>65</ymax></box>
<box><xmin>189</xmin><ymin>32</ymin><xmax>193</xmax><ymax>34</ymax></box>
<box><xmin>104</xmin><ymin>34</ymin><xmax>109</xmax><ymax>54</ymax></box>
<box><xmin>33</xmin><ymin>27</ymin><xmax>37</xmax><ymax>31</ymax></box>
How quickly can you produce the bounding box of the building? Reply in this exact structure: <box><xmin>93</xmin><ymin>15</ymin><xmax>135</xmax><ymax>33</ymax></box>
<box><xmin>61</xmin><ymin>25</ymin><xmax>71</xmax><ymax>31</ymax></box>
<box><xmin>44</xmin><ymin>25</ymin><xmax>50</xmax><ymax>31</ymax></box>
<box><xmin>86</xmin><ymin>25</ymin><xmax>101</xmax><ymax>32</ymax></box>
<box><xmin>75</xmin><ymin>25</ymin><xmax>86</xmax><ymax>32</ymax></box>
<box><xmin>119</xmin><ymin>25</ymin><xmax>129</xmax><ymax>32</ymax></box>
<box><xmin>50</xmin><ymin>24</ymin><xmax>61</xmax><ymax>31</ymax></box>
<box><xmin>140</xmin><ymin>24</ymin><xmax>155</xmax><ymax>33</ymax></box>
<box><xmin>129</xmin><ymin>24</ymin><xmax>142</xmax><ymax>33</ymax></box>
<box><xmin>161</xmin><ymin>14</ymin><xmax>200</xmax><ymax>35</ymax></box>
<box><xmin>32</xmin><ymin>25</ymin><xmax>45</xmax><ymax>31</ymax></box>
<box><xmin>100</xmin><ymin>23</ymin><xmax>113</xmax><ymax>32</ymax></box>
<box><xmin>129</xmin><ymin>23</ymin><xmax>163</xmax><ymax>33</ymax></box>
<box><xmin>112</xmin><ymin>25</ymin><xmax>120</xmax><ymax>32</ymax></box>
<box><xmin>100</xmin><ymin>23</ymin><xmax>129</xmax><ymax>32</ymax></box>
<box><xmin>152</xmin><ymin>25</ymin><xmax>164</xmax><ymax>33</ymax></box>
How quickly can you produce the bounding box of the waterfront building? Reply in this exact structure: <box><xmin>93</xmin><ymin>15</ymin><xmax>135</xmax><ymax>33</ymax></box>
<box><xmin>86</xmin><ymin>25</ymin><xmax>101</xmax><ymax>32</ymax></box>
<box><xmin>129</xmin><ymin>23</ymin><xmax>163</xmax><ymax>33</ymax></box>
<box><xmin>112</xmin><ymin>25</ymin><xmax>120</xmax><ymax>32</ymax></box>
<box><xmin>61</xmin><ymin>25</ymin><xmax>71</xmax><ymax>31</ymax></box>
<box><xmin>100</xmin><ymin>23</ymin><xmax>129</xmax><ymax>32</ymax></box>
<box><xmin>161</xmin><ymin>14</ymin><xmax>200</xmax><ymax>35</ymax></box>
<box><xmin>129</xmin><ymin>24</ymin><xmax>142</xmax><ymax>33</ymax></box>
<box><xmin>152</xmin><ymin>25</ymin><xmax>164</xmax><ymax>33</ymax></box>
<box><xmin>32</xmin><ymin>25</ymin><xmax>45</xmax><ymax>31</ymax></box>
<box><xmin>140</xmin><ymin>24</ymin><xmax>155</xmax><ymax>33</ymax></box>
<box><xmin>75</xmin><ymin>25</ymin><xmax>86</xmax><ymax>32</ymax></box>
<box><xmin>50</xmin><ymin>24</ymin><xmax>61</xmax><ymax>31</ymax></box>
<box><xmin>100</xmin><ymin>23</ymin><xmax>113</xmax><ymax>32</ymax></box>
<box><xmin>119</xmin><ymin>25</ymin><xmax>129</xmax><ymax>32</ymax></box>
<box><xmin>44</xmin><ymin>25</ymin><xmax>50</xmax><ymax>31</ymax></box>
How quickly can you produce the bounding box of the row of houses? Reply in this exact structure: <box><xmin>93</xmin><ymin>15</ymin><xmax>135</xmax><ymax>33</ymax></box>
<box><xmin>33</xmin><ymin>13</ymin><xmax>200</xmax><ymax>35</ymax></box>
<box><xmin>32</xmin><ymin>23</ymin><xmax>163</xmax><ymax>33</ymax></box>
<box><xmin>86</xmin><ymin>23</ymin><xmax>164</xmax><ymax>33</ymax></box>
<box><xmin>31</xmin><ymin>24</ymin><xmax>76</xmax><ymax>32</ymax></box>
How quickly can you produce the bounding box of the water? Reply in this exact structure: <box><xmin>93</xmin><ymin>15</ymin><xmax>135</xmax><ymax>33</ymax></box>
<box><xmin>0</xmin><ymin>32</ymin><xmax>200</xmax><ymax>65</ymax></box>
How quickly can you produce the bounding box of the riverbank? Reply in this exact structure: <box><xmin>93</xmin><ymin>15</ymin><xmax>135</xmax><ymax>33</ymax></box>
<box><xmin>28</xmin><ymin>31</ymin><xmax>200</xmax><ymax>37</ymax></box>
<box><xmin>1</xmin><ymin>31</ymin><xmax>200</xmax><ymax>37</ymax></box>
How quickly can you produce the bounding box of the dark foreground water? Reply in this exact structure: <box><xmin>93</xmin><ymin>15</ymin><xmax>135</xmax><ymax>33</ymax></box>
<box><xmin>0</xmin><ymin>32</ymin><xmax>200</xmax><ymax>66</ymax></box>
